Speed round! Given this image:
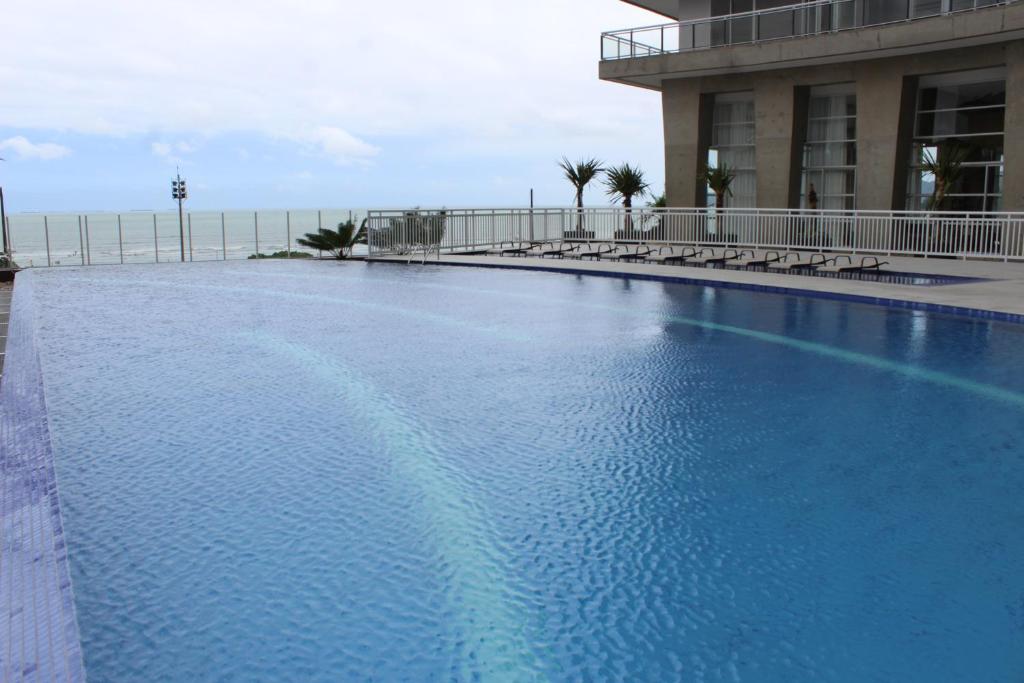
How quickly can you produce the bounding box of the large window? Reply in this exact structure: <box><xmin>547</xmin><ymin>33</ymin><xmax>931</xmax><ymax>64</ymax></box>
<box><xmin>801</xmin><ymin>85</ymin><xmax>857</xmax><ymax>211</ymax></box>
<box><xmin>907</xmin><ymin>69</ymin><xmax>1005</xmax><ymax>212</ymax></box>
<box><xmin>709</xmin><ymin>93</ymin><xmax>757</xmax><ymax>208</ymax></box>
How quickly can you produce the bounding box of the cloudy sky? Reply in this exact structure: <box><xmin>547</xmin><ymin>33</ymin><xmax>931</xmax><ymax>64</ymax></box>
<box><xmin>0</xmin><ymin>1</ymin><xmax>665</xmax><ymax>213</ymax></box>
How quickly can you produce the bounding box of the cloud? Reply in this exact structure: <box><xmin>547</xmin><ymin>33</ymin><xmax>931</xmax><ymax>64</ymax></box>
<box><xmin>151</xmin><ymin>139</ymin><xmax>199</xmax><ymax>164</ymax></box>
<box><xmin>0</xmin><ymin>1</ymin><xmax>660</xmax><ymax>152</ymax></box>
<box><xmin>0</xmin><ymin>136</ymin><xmax>71</xmax><ymax>160</ymax></box>
<box><xmin>150</xmin><ymin>142</ymin><xmax>172</xmax><ymax>157</ymax></box>
<box><xmin>293</xmin><ymin>126</ymin><xmax>379</xmax><ymax>165</ymax></box>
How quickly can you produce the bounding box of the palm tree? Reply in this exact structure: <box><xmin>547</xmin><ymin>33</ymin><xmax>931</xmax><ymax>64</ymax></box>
<box><xmin>605</xmin><ymin>163</ymin><xmax>651</xmax><ymax>238</ymax></box>
<box><xmin>922</xmin><ymin>144</ymin><xmax>970</xmax><ymax>211</ymax></box>
<box><xmin>297</xmin><ymin>218</ymin><xmax>367</xmax><ymax>259</ymax></box>
<box><xmin>703</xmin><ymin>162</ymin><xmax>736</xmax><ymax>210</ymax></box>
<box><xmin>559</xmin><ymin>157</ymin><xmax>603</xmax><ymax>236</ymax></box>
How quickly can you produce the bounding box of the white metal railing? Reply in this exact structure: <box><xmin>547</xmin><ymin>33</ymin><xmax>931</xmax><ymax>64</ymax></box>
<box><xmin>601</xmin><ymin>0</ymin><xmax>1018</xmax><ymax>60</ymax></box>
<box><xmin>2</xmin><ymin>208</ymin><xmax>366</xmax><ymax>268</ymax></box>
<box><xmin>366</xmin><ymin>207</ymin><xmax>1024</xmax><ymax>262</ymax></box>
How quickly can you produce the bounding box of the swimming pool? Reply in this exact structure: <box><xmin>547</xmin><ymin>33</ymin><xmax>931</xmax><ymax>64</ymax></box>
<box><xmin>10</xmin><ymin>260</ymin><xmax>1024</xmax><ymax>681</ymax></box>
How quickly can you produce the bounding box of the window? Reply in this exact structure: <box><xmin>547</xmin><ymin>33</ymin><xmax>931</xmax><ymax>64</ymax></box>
<box><xmin>907</xmin><ymin>69</ymin><xmax>1005</xmax><ymax>212</ymax></box>
<box><xmin>709</xmin><ymin>93</ymin><xmax>757</xmax><ymax>208</ymax></box>
<box><xmin>801</xmin><ymin>85</ymin><xmax>857</xmax><ymax>211</ymax></box>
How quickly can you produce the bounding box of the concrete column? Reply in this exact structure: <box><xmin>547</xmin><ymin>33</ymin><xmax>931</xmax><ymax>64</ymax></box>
<box><xmin>663</xmin><ymin>79</ymin><xmax>711</xmax><ymax>207</ymax></box>
<box><xmin>1002</xmin><ymin>42</ymin><xmax>1024</xmax><ymax>212</ymax></box>
<box><xmin>754</xmin><ymin>77</ymin><xmax>797</xmax><ymax>208</ymax></box>
<box><xmin>854</xmin><ymin>63</ymin><xmax>914</xmax><ymax>211</ymax></box>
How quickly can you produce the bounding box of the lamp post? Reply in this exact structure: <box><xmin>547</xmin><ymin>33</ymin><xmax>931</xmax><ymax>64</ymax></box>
<box><xmin>0</xmin><ymin>157</ymin><xmax>9</xmax><ymax>265</ymax></box>
<box><xmin>171</xmin><ymin>170</ymin><xmax>188</xmax><ymax>262</ymax></box>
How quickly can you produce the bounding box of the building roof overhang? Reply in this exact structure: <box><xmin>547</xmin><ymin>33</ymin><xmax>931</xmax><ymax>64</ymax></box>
<box><xmin>620</xmin><ymin>0</ymin><xmax>680</xmax><ymax>20</ymax></box>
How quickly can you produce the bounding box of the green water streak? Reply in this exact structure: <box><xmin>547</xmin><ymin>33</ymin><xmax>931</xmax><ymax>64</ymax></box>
<box><xmin>244</xmin><ymin>330</ymin><xmax>547</xmax><ymax>682</ymax></box>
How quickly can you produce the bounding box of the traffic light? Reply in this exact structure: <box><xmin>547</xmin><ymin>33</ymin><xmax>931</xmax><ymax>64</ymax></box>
<box><xmin>172</xmin><ymin>179</ymin><xmax>188</xmax><ymax>200</ymax></box>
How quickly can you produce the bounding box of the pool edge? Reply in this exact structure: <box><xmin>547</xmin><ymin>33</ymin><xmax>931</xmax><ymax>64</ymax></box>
<box><xmin>0</xmin><ymin>271</ymin><xmax>87</xmax><ymax>682</ymax></box>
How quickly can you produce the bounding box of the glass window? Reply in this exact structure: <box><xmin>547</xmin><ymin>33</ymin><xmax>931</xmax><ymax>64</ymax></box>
<box><xmin>907</xmin><ymin>72</ymin><xmax>1006</xmax><ymax>212</ymax></box>
<box><xmin>864</xmin><ymin>0</ymin><xmax>909</xmax><ymax>23</ymax></box>
<box><xmin>709</xmin><ymin>93</ymin><xmax>757</xmax><ymax>208</ymax></box>
<box><xmin>801</xmin><ymin>86</ymin><xmax>857</xmax><ymax>211</ymax></box>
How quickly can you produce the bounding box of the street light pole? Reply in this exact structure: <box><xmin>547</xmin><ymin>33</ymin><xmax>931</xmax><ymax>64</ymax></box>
<box><xmin>172</xmin><ymin>170</ymin><xmax>188</xmax><ymax>262</ymax></box>
<box><xmin>0</xmin><ymin>157</ymin><xmax>8</xmax><ymax>264</ymax></box>
<box><xmin>0</xmin><ymin>185</ymin><xmax>7</xmax><ymax>264</ymax></box>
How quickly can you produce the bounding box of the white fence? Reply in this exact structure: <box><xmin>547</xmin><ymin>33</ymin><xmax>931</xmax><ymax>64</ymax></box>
<box><xmin>366</xmin><ymin>208</ymin><xmax>1024</xmax><ymax>262</ymax></box>
<box><xmin>2</xmin><ymin>209</ymin><xmax>365</xmax><ymax>267</ymax></box>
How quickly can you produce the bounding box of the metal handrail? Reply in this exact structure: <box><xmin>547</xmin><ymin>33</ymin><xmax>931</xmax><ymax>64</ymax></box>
<box><xmin>601</xmin><ymin>0</ymin><xmax>1020</xmax><ymax>60</ymax></box>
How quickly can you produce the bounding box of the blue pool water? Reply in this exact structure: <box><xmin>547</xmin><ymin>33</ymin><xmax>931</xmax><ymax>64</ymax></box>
<box><xmin>19</xmin><ymin>260</ymin><xmax>1024</xmax><ymax>681</ymax></box>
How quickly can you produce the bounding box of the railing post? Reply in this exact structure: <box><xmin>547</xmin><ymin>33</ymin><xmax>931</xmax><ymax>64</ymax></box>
<box><xmin>286</xmin><ymin>211</ymin><xmax>292</xmax><ymax>258</ymax></box>
<box><xmin>117</xmin><ymin>214</ymin><xmax>124</xmax><ymax>264</ymax></box>
<box><xmin>254</xmin><ymin>210</ymin><xmax>260</xmax><ymax>257</ymax></box>
<box><xmin>221</xmin><ymin>212</ymin><xmax>227</xmax><ymax>260</ymax></box>
<box><xmin>84</xmin><ymin>216</ymin><xmax>91</xmax><ymax>265</ymax></box>
<box><xmin>153</xmin><ymin>214</ymin><xmax>159</xmax><ymax>263</ymax></box>
<box><xmin>78</xmin><ymin>216</ymin><xmax>85</xmax><ymax>266</ymax></box>
<box><xmin>44</xmin><ymin>215</ymin><xmax>51</xmax><ymax>267</ymax></box>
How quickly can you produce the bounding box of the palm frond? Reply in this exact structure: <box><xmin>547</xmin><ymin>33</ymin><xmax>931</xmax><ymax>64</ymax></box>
<box><xmin>922</xmin><ymin>144</ymin><xmax>971</xmax><ymax>210</ymax></box>
<box><xmin>296</xmin><ymin>220</ymin><xmax>365</xmax><ymax>259</ymax></box>
<box><xmin>702</xmin><ymin>163</ymin><xmax>736</xmax><ymax>197</ymax></box>
<box><xmin>559</xmin><ymin>157</ymin><xmax>604</xmax><ymax>206</ymax></box>
<box><xmin>604</xmin><ymin>163</ymin><xmax>650</xmax><ymax>206</ymax></box>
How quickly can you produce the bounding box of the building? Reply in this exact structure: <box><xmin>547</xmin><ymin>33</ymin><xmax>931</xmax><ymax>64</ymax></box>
<box><xmin>600</xmin><ymin>1</ymin><xmax>1024</xmax><ymax>213</ymax></box>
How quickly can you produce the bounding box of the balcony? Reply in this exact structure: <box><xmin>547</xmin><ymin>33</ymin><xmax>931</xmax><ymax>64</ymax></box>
<box><xmin>601</xmin><ymin>0</ymin><xmax>1024</xmax><ymax>89</ymax></box>
<box><xmin>602</xmin><ymin>0</ymin><xmax>1020</xmax><ymax>62</ymax></box>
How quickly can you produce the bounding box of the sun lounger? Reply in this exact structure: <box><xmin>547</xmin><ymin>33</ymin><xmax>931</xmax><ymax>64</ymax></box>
<box><xmin>643</xmin><ymin>246</ymin><xmax>699</xmax><ymax>264</ymax></box>
<box><xmin>767</xmin><ymin>252</ymin><xmax>830</xmax><ymax>270</ymax></box>
<box><xmin>485</xmin><ymin>241</ymin><xmax>532</xmax><ymax>256</ymax></box>
<box><xmin>732</xmin><ymin>250</ymin><xmax>782</xmax><ymax>268</ymax></box>
<box><xmin>686</xmin><ymin>248</ymin><xmax>746</xmax><ymax>266</ymax></box>
<box><xmin>817</xmin><ymin>255</ymin><xmax>891</xmax><ymax>273</ymax></box>
<box><xmin>601</xmin><ymin>245</ymin><xmax>653</xmax><ymax>262</ymax></box>
<box><xmin>539</xmin><ymin>242</ymin><xmax>580</xmax><ymax>258</ymax></box>
<box><xmin>570</xmin><ymin>243</ymin><xmax>615</xmax><ymax>260</ymax></box>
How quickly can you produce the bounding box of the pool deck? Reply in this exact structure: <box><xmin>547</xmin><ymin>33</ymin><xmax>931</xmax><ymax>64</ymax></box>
<box><xmin>370</xmin><ymin>253</ymin><xmax>1024</xmax><ymax>321</ymax></box>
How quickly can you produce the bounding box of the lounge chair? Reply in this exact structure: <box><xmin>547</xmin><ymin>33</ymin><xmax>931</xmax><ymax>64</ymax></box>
<box><xmin>539</xmin><ymin>242</ymin><xmax>580</xmax><ymax>258</ymax></box>
<box><xmin>485</xmin><ymin>241</ymin><xmax>532</xmax><ymax>257</ymax></box>
<box><xmin>818</xmin><ymin>255</ymin><xmax>890</xmax><ymax>273</ymax></box>
<box><xmin>570</xmin><ymin>243</ymin><xmax>615</xmax><ymax>260</ymax></box>
<box><xmin>601</xmin><ymin>245</ymin><xmax>653</xmax><ymax>262</ymax></box>
<box><xmin>731</xmin><ymin>250</ymin><xmax>782</xmax><ymax>268</ymax></box>
<box><xmin>643</xmin><ymin>246</ymin><xmax>699</xmax><ymax>264</ymax></box>
<box><xmin>686</xmin><ymin>248</ymin><xmax>744</xmax><ymax>266</ymax></box>
<box><xmin>722</xmin><ymin>248</ymin><xmax>755</xmax><ymax>264</ymax></box>
<box><xmin>767</xmin><ymin>252</ymin><xmax>830</xmax><ymax>270</ymax></box>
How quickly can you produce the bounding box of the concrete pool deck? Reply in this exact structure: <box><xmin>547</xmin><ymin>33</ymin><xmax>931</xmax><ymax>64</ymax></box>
<box><xmin>369</xmin><ymin>253</ymin><xmax>1024</xmax><ymax>322</ymax></box>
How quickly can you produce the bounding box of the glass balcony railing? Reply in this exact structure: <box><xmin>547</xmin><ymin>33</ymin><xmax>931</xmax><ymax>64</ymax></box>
<box><xmin>601</xmin><ymin>0</ymin><xmax>1018</xmax><ymax>61</ymax></box>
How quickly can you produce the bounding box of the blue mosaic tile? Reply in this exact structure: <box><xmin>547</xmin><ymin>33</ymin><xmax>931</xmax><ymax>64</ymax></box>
<box><xmin>1</xmin><ymin>275</ymin><xmax>86</xmax><ymax>682</ymax></box>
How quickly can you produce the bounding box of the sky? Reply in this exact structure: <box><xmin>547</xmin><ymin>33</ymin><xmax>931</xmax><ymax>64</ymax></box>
<box><xmin>0</xmin><ymin>1</ymin><xmax>665</xmax><ymax>213</ymax></box>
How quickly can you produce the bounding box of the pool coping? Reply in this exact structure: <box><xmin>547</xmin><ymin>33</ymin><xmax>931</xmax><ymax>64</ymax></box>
<box><xmin>368</xmin><ymin>257</ymin><xmax>1024</xmax><ymax>325</ymax></box>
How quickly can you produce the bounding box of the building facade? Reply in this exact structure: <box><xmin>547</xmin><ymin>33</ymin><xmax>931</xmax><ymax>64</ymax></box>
<box><xmin>600</xmin><ymin>0</ymin><xmax>1024</xmax><ymax>212</ymax></box>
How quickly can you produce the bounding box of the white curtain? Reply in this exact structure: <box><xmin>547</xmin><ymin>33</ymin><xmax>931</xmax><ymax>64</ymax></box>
<box><xmin>712</xmin><ymin>98</ymin><xmax>757</xmax><ymax>207</ymax></box>
<box><xmin>803</xmin><ymin>94</ymin><xmax>856</xmax><ymax>210</ymax></box>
